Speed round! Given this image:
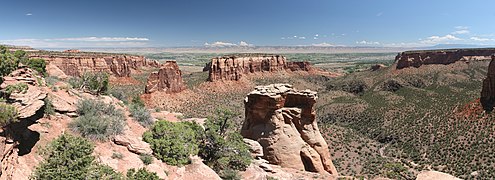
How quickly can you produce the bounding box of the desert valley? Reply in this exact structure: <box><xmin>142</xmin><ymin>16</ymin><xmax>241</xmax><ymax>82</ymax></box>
<box><xmin>1</xmin><ymin>0</ymin><xmax>495</xmax><ymax>179</ymax></box>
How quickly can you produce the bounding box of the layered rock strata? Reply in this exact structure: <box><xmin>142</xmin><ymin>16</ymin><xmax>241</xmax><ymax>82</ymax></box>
<box><xmin>241</xmin><ymin>84</ymin><xmax>338</xmax><ymax>175</ymax></box>
<box><xmin>30</xmin><ymin>52</ymin><xmax>159</xmax><ymax>77</ymax></box>
<box><xmin>395</xmin><ymin>48</ymin><xmax>495</xmax><ymax>69</ymax></box>
<box><xmin>481</xmin><ymin>55</ymin><xmax>495</xmax><ymax>111</ymax></box>
<box><xmin>206</xmin><ymin>54</ymin><xmax>313</xmax><ymax>81</ymax></box>
<box><xmin>145</xmin><ymin>61</ymin><xmax>187</xmax><ymax>94</ymax></box>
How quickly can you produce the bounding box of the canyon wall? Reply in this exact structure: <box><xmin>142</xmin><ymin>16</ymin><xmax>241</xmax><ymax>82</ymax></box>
<box><xmin>30</xmin><ymin>52</ymin><xmax>160</xmax><ymax>77</ymax></box>
<box><xmin>241</xmin><ymin>84</ymin><xmax>338</xmax><ymax>175</ymax></box>
<box><xmin>395</xmin><ymin>48</ymin><xmax>495</xmax><ymax>69</ymax></box>
<box><xmin>481</xmin><ymin>55</ymin><xmax>495</xmax><ymax>111</ymax></box>
<box><xmin>206</xmin><ymin>54</ymin><xmax>313</xmax><ymax>81</ymax></box>
<box><xmin>145</xmin><ymin>61</ymin><xmax>187</xmax><ymax>94</ymax></box>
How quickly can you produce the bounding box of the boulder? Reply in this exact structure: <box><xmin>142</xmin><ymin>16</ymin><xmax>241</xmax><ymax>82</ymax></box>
<box><xmin>243</xmin><ymin>138</ymin><xmax>263</xmax><ymax>158</ymax></box>
<box><xmin>113</xmin><ymin>134</ymin><xmax>152</xmax><ymax>155</ymax></box>
<box><xmin>241</xmin><ymin>84</ymin><xmax>338</xmax><ymax>175</ymax></box>
<box><xmin>481</xmin><ymin>55</ymin><xmax>495</xmax><ymax>111</ymax></box>
<box><xmin>144</xmin><ymin>61</ymin><xmax>187</xmax><ymax>94</ymax></box>
<box><xmin>370</xmin><ymin>64</ymin><xmax>387</xmax><ymax>71</ymax></box>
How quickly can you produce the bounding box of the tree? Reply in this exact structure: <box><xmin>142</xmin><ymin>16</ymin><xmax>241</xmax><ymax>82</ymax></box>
<box><xmin>199</xmin><ymin>109</ymin><xmax>252</xmax><ymax>178</ymax></box>
<box><xmin>143</xmin><ymin>120</ymin><xmax>202</xmax><ymax>166</ymax></box>
<box><xmin>126</xmin><ymin>168</ymin><xmax>161</xmax><ymax>180</ymax></box>
<box><xmin>0</xmin><ymin>46</ymin><xmax>20</xmax><ymax>78</ymax></box>
<box><xmin>0</xmin><ymin>102</ymin><xmax>17</xmax><ymax>127</ymax></box>
<box><xmin>69</xmin><ymin>72</ymin><xmax>109</xmax><ymax>95</ymax></box>
<box><xmin>32</xmin><ymin>134</ymin><xmax>95</xmax><ymax>179</ymax></box>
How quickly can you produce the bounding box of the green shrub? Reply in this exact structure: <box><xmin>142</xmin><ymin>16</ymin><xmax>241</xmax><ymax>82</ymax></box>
<box><xmin>70</xmin><ymin>99</ymin><xmax>125</xmax><ymax>141</ymax></box>
<box><xmin>129</xmin><ymin>104</ymin><xmax>153</xmax><ymax>127</ymax></box>
<box><xmin>0</xmin><ymin>46</ymin><xmax>20</xmax><ymax>78</ymax></box>
<box><xmin>23</xmin><ymin>58</ymin><xmax>47</xmax><ymax>77</ymax></box>
<box><xmin>87</xmin><ymin>164</ymin><xmax>124</xmax><ymax>180</ymax></box>
<box><xmin>4</xmin><ymin>83</ymin><xmax>28</xmax><ymax>95</ymax></box>
<box><xmin>199</xmin><ymin>109</ymin><xmax>252</xmax><ymax>175</ymax></box>
<box><xmin>43</xmin><ymin>97</ymin><xmax>55</xmax><ymax>116</ymax></box>
<box><xmin>32</xmin><ymin>134</ymin><xmax>95</xmax><ymax>179</ymax></box>
<box><xmin>45</xmin><ymin>76</ymin><xmax>60</xmax><ymax>87</ymax></box>
<box><xmin>69</xmin><ymin>72</ymin><xmax>109</xmax><ymax>95</ymax></box>
<box><xmin>111</xmin><ymin>152</ymin><xmax>124</xmax><ymax>159</ymax></box>
<box><xmin>126</xmin><ymin>168</ymin><xmax>161</xmax><ymax>180</ymax></box>
<box><xmin>0</xmin><ymin>102</ymin><xmax>17</xmax><ymax>127</ymax></box>
<box><xmin>143</xmin><ymin>120</ymin><xmax>202</xmax><ymax>166</ymax></box>
<box><xmin>140</xmin><ymin>154</ymin><xmax>154</xmax><ymax>165</ymax></box>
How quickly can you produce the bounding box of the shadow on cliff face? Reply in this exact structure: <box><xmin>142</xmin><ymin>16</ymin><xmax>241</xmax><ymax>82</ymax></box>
<box><xmin>8</xmin><ymin>108</ymin><xmax>43</xmax><ymax>156</ymax></box>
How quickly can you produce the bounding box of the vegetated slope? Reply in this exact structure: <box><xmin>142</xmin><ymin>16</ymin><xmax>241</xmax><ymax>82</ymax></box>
<box><xmin>318</xmin><ymin>60</ymin><xmax>493</xmax><ymax>178</ymax></box>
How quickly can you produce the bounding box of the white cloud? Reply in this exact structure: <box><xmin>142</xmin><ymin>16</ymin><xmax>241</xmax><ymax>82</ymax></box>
<box><xmin>420</xmin><ymin>34</ymin><xmax>461</xmax><ymax>44</ymax></box>
<box><xmin>298</xmin><ymin>37</ymin><xmax>306</xmax><ymax>40</ymax></box>
<box><xmin>356</xmin><ymin>40</ymin><xmax>380</xmax><ymax>45</ymax></box>
<box><xmin>452</xmin><ymin>29</ymin><xmax>469</xmax><ymax>34</ymax></box>
<box><xmin>0</xmin><ymin>36</ymin><xmax>150</xmax><ymax>48</ymax></box>
<box><xmin>470</xmin><ymin>36</ymin><xmax>494</xmax><ymax>42</ymax></box>
<box><xmin>25</xmin><ymin>13</ymin><xmax>33</xmax><ymax>16</ymax></box>
<box><xmin>204</xmin><ymin>41</ymin><xmax>254</xmax><ymax>47</ymax></box>
<box><xmin>376</xmin><ymin>12</ymin><xmax>383</xmax><ymax>17</ymax></box>
<box><xmin>312</xmin><ymin>42</ymin><xmax>335</xmax><ymax>47</ymax></box>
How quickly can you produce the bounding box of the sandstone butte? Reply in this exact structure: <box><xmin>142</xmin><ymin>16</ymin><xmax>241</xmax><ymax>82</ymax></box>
<box><xmin>204</xmin><ymin>54</ymin><xmax>314</xmax><ymax>81</ymax></box>
<box><xmin>29</xmin><ymin>51</ymin><xmax>160</xmax><ymax>78</ymax></box>
<box><xmin>481</xmin><ymin>55</ymin><xmax>495</xmax><ymax>111</ymax></box>
<box><xmin>241</xmin><ymin>84</ymin><xmax>339</xmax><ymax>175</ymax></box>
<box><xmin>395</xmin><ymin>48</ymin><xmax>495</xmax><ymax>69</ymax></box>
<box><xmin>145</xmin><ymin>61</ymin><xmax>187</xmax><ymax>94</ymax></box>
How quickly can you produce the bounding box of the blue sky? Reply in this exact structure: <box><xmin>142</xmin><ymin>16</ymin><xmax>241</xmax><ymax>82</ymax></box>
<box><xmin>1</xmin><ymin>0</ymin><xmax>495</xmax><ymax>48</ymax></box>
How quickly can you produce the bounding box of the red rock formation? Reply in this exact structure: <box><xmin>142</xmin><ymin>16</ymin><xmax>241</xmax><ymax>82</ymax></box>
<box><xmin>481</xmin><ymin>55</ymin><xmax>495</xmax><ymax>111</ymax></box>
<box><xmin>145</xmin><ymin>61</ymin><xmax>187</xmax><ymax>94</ymax></box>
<box><xmin>206</xmin><ymin>54</ymin><xmax>316</xmax><ymax>81</ymax></box>
<box><xmin>207</xmin><ymin>54</ymin><xmax>286</xmax><ymax>81</ymax></box>
<box><xmin>241</xmin><ymin>84</ymin><xmax>338</xmax><ymax>175</ymax></box>
<box><xmin>395</xmin><ymin>48</ymin><xmax>495</xmax><ymax>69</ymax></box>
<box><xmin>30</xmin><ymin>53</ymin><xmax>160</xmax><ymax>77</ymax></box>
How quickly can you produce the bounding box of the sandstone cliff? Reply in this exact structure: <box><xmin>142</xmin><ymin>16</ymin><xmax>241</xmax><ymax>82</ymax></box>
<box><xmin>241</xmin><ymin>84</ymin><xmax>338</xmax><ymax>175</ymax></box>
<box><xmin>206</xmin><ymin>54</ymin><xmax>314</xmax><ymax>81</ymax></box>
<box><xmin>395</xmin><ymin>48</ymin><xmax>495</xmax><ymax>69</ymax></box>
<box><xmin>145</xmin><ymin>61</ymin><xmax>187</xmax><ymax>94</ymax></box>
<box><xmin>481</xmin><ymin>55</ymin><xmax>495</xmax><ymax>111</ymax></box>
<box><xmin>30</xmin><ymin>51</ymin><xmax>160</xmax><ymax>77</ymax></box>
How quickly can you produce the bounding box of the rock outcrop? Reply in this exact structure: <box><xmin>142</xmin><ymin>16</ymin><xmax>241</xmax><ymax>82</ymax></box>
<box><xmin>206</xmin><ymin>54</ymin><xmax>314</xmax><ymax>81</ymax></box>
<box><xmin>241</xmin><ymin>84</ymin><xmax>338</xmax><ymax>175</ymax></box>
<box><xmin>416</xmin><ymin>171</ymin><xmax>461</xmax><ymax>180</ymax></box>
<box><xmin>395</xmin><ymin>48</ymin><xmax>495</xmax><ymax>69</ymax></box>
<box><xmin>481</xmin><ymin>55</ymin><xmax>495</xmax><ymax>111</ymax></box>
<box><xmin>30</xmin><ymin>52</ymin><xmax>160</xmax><ymax>77</ymax></box>
<box><xmin>0</xmin><ymin>67</ymin><xmax>47</xmax><ymax>119</ymax></box>
<box><xmin>144</xmin><ymin>61</ymin><xmax>187</xmax><ymax>94</ymax></box>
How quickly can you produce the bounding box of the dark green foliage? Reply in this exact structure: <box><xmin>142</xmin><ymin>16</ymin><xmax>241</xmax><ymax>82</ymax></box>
<box><xmin>43</xmin><ymin>97</ymin><xmax>55</xmax><ymax>116</ymax></box>
<box><xmin>143</xmin><ymin>120</ymin><xmax>202</xmax><ymax>166</ymax></box>
<box><xmin>131</xmin><ymin>95</ymin><xmax>145</xmax><ymax>107</ymax></box>
<box><xmin>129</xmin><ymin>103</ymin><xmax>153</xmax><ymax>127</ymax></box>
<box><xmin>199</xmin><ymin>109</ymin><xmax>251</xmax><ymax>177</ymax></box>
<box><xmin>219</xmin><ymin>168</ymin><xmax>241</xmax><ymax>180</ymax></box>
<box><xmin>329</xmin><ymin>79</ymin><xmax>368</xmax><ymax>94</ymax></box>
<box><xmin>70</xmin><ymin>99</ymin><xmax>125</xmax><ymax>140</ymax></box>
<box><xmin>87</xmin><ymin>164</ymin><xmax>124</xmax><ymax>180</ymax></box>
<box><xmin>126</xmin><ymin>168</ymin><xmax>161</xmax><ymax>180</ymax></box>
<box><xmin>23</xmin><ymin>58</ymin><xmax>47</xmax><ymax>77</ymax></box>
<box><xmin>0</xmin><ymin>46</ymin><xmax>20</xmax><ymax>78</ymax></box>
<box><xmin>69</xmin><ymin>72</ymin><xmax>109</xmax><ymax>95</ymax></box>
<box><xmin>380</xmin><ymin>79</ymin><xmax>403</xmax><ymax>92</ymax></box>
<box><xmin>32</xmin><ymin>134</ymin><xmax>95</xmax><ymax>179</ymax></box>
<box><xmin>139</xmin><ymin>154</ymin><xmax>154</xmax><ymax>165</ymax></box>
<box><xmin>0</xmin><ymin>102</ymin><xmax>17</xmax><ymax>127</ymax></box>
<box><xmin>3</xmin><ymin>83</ymin><xmax>28</xmax><ymax>97</ymax></box>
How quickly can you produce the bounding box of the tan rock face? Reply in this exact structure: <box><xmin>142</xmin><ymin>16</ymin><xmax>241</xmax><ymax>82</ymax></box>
<box><xmin>144</xmin><ymin>61</ymin><xmax>187</xmax><ymax>94</ymax></box>
<box><xmin>241</xmin><ymin>84</ymin><xmax>338</xmax><ymax>175</ymax></box>
<box><xmin>206</xmin><ymin>54</ymin><xmax>314</xmax><ymax>81</ymax></box>
<box><xmin>30</xmin><ymin>53</ymin><xmax>160</xmax><ymax>77</ymax></box>
<box><xmin>481</xmin><ymin>55</ymin><xmax>495</xmax><ymax>111</ymax></box>
<box><xmin>0</xmin><ymin>68</ymin><xmax>47</xmax><ymax>119</ymax></box>
<box><xmin>395</xmin><ymin>48</ymin><xmax>495</xmax><ymax>69</ymax></box>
